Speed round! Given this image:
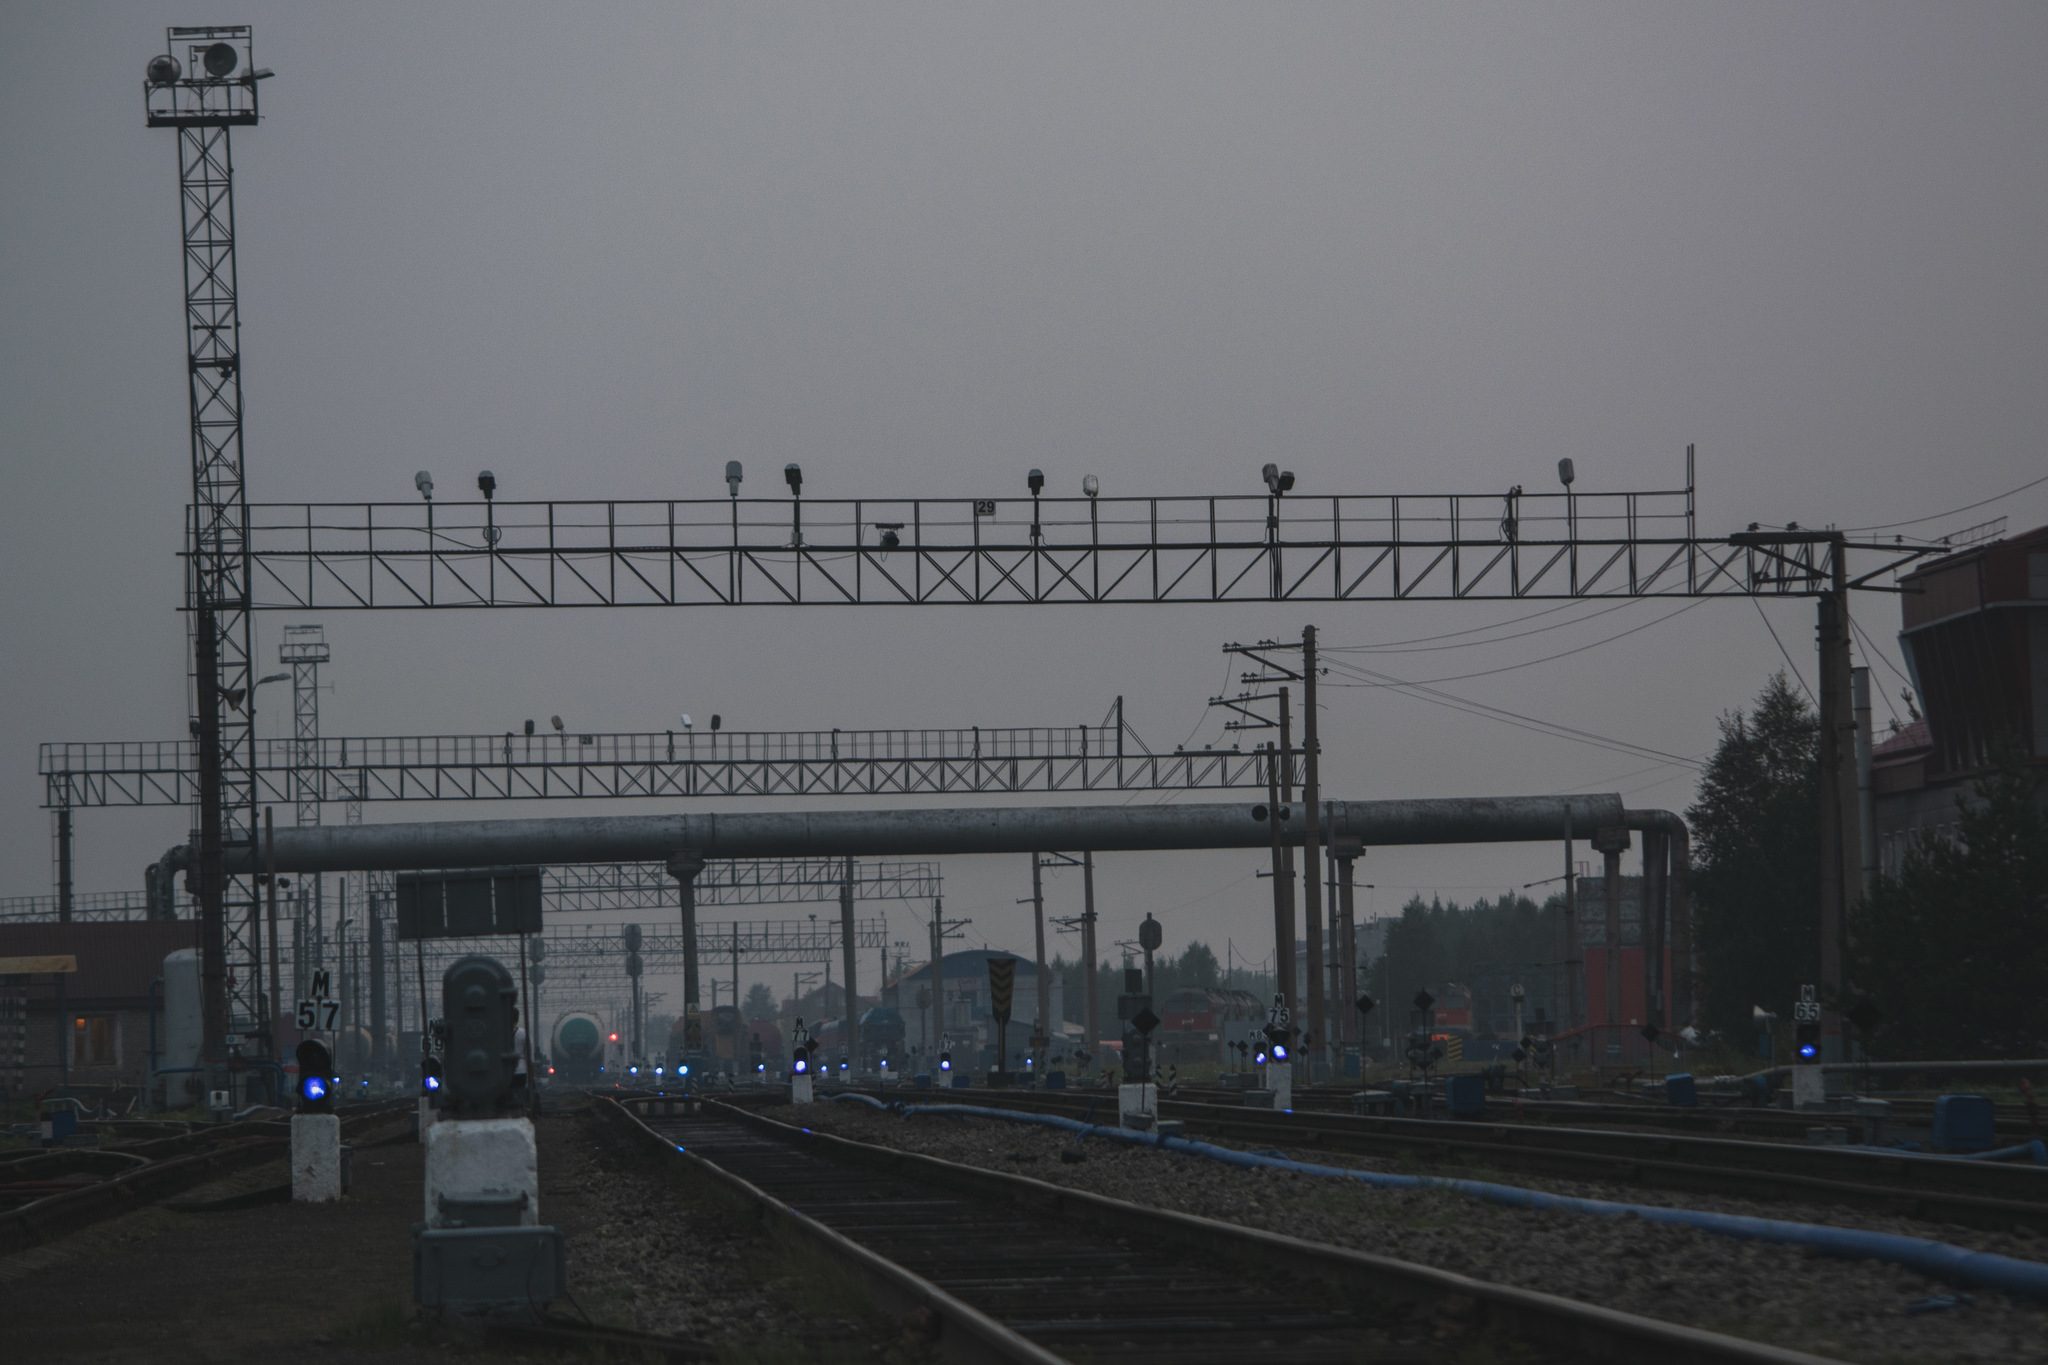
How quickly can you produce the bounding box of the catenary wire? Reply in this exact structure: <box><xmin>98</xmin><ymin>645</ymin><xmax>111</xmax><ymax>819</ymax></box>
<box><xmin>1750</xmin><ymin>598</ymin><xmax>1815</xmax><ymax>704</ymax></box>
<box><xmin>1844</xmin><ymin>472</ymin><xmax>2048</xmax><ymax>533</ymax></box>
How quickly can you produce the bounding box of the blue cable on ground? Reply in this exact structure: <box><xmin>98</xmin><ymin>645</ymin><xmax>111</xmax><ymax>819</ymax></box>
<box><xmin>818</xmin><ymin>1094</ymin><xmax>2048</xmax><ymax>1299</ymax></box>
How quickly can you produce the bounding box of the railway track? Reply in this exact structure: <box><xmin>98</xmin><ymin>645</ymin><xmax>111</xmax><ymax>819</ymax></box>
<box><xmin>0</xmin><ymin>1098</ymin><xmax>413</xmax><ymax>1254</ymax></box>
<box><xmin>829</xmin><ymin>1086</ymin><xmax>2048</xmax><ymax>1234</ymax></box>
<box><xmin>603</xmin><ymin>1094</ymin><xmax>1841</xmax><ymax>1365</ymax></box>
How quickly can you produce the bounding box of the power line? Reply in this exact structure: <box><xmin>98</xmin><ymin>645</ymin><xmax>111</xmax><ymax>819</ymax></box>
<box><xmin>1320</xmin><ymin>598</ymin><xmax>1646</xmax><ymax>656</ymax></box>
<box><xmin>1320</xmin><ymin>660</ymin><xmax>1703</xmax><ymax>769</ymax></box>
<box><xmin>1844</xmin><ymin>472</ymin><xmax>2048</xmax><ymax>533</ymax></box>
<box><xmin>1318</xmin><ymin>599</ymin><xmax>1621</xmax><ymax>653</ymax></box>
<box><xmin>1321</xmin><ymin>599</ymin><xmax>1707</xmax><ymax>688</ymax></box>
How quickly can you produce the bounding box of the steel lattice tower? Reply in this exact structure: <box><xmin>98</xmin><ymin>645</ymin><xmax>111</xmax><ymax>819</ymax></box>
<box><xmin>146</xmin><ymin>27</ymin><xmax>269</xmax><ymax>1062</ymax></box>
<box><xmin>279</xmin><ymin>625</ymin><xmax>328</xmax><ymax>828</ymax></box>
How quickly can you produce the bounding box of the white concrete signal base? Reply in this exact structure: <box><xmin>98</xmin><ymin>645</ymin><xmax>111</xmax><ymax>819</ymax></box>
<box><xmin>1118</xmin><ymin>1083</ymin><xmax>1158</xmax><ymax>1129</ymax></box>
<box><xmin>291</xmin><ymin>1113</ymin><xmax>343</xmax><ymax>1202</ymax></box>
<box><xmin>424</xmin><ymin>1116</ymin><xmax>539</xmax><ymax>1228</ymax></box>
<box><xmin>1791</xmin><ymin>1064</ymin><xmax>1827</xmax><ymax>1111</ymax></box>
<box><xmin>791</xmin><ymin>1073</ymin><xmax>814</xmax><ymax>1105</ymax></box>
<box><xmin>1264</xmin><ymin>1061</ymin><xmax>1293</xmax><ymax>1110</ymax></box>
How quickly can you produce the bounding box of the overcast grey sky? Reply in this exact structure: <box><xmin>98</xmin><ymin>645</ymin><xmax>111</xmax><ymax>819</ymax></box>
<box><xmin>5</xmin><ymin>4</ymin><xmax>2045</xmax><ymax>1018</ymax></box>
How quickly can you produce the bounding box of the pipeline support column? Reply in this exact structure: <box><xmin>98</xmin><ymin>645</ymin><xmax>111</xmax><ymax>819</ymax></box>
<box><xmin>667</xmin><ymin>851</ymin><xmax>706</xmax><ymax>1054</ymax></box>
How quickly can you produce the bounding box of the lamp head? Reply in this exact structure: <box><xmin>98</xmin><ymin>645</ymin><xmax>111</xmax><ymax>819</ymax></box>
<box><xmin>146</xmin><ymin>54</ymin><xmax>182</xmax><ymax>86</ymax></box>
<box><xmin>1082</xmin><ymin>474</ymin><xmax>1099</xmax><ymax>499</ymax></box>
<box><xmin>1557</xmin><ymin>458</ymin><xmax>1576</xmax><ymax>488</ymax></box>
<box><xmin>203</xmin><ymin>41</ymin><xmax>238</xmax><ymax>78</ymax></box>
<box><xmin>415</xmin><ymin>470</ymin><xmax>434</xmax><ymax>501</ymax></box>
<box><xmin>477</xmin><ymin>470</ymin><xmax>496</xmax><ymax>501</ymax></box>
<box><xmin>783</xmin><ymin>463</ymin><xmax>803</xmax><ymax>495</ymax></box>
<box><xmin>1027</xmin><ymin>468</ymin><xmax>1044</xmax><ymax>496</ymax></box>
<box><xmin>725</xmin><ymin>459</ymin><xmax>743</xmax><ymax>497</ymax></box>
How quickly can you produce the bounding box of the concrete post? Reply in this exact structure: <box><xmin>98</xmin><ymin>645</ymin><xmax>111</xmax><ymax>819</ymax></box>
<box><xmin>1081</xmin><ymin>854</ymin><xmax>1098</xmax><ymax>1060</ymax></box>
<box><xmin>839</xmin><ymin>857</ymin><xmax>858</xmax><ymax>1072</ymax></box>
<box><xmin>1300</xmin><ymin>627</ymin><xmax>1326</xmax><ymax>1076</ymax></box>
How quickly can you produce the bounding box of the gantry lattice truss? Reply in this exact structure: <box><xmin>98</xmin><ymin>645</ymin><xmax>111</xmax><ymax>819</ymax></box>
<box><xmin>208</xmin><ymin>461</ymin><xmax>1926</xmax><ymax>610</ymax></box>
<box><xmin>41</xmin><ymin>717</ymin><xmax>1293</xmax><ymax>809</ymax></box>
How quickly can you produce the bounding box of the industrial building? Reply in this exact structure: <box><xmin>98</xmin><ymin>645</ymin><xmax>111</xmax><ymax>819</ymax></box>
<box><xmin>1874</xmin><ymin>523</ymin><xmax>2048</xmax><ymax>870</ymax></box>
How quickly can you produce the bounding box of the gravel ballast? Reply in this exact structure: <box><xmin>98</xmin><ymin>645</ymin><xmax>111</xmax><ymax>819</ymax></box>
<box><xmin>765</xmin><ymin>1098</ymin><xmax>2048</xmax><ymax>1365</ymax></box>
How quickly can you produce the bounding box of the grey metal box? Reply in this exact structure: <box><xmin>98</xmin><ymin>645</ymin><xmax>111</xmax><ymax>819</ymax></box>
<box><xmin>415</xmin><ymin>1225</ymin><xmax>566</xmax><ymax>1325</ymax></box>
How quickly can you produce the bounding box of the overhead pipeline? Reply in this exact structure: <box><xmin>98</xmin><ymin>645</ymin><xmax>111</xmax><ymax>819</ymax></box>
<box><xmin>197</xmin><ymin>794</ymin><xmax>1627</xmax><ymax>875</ymax></box>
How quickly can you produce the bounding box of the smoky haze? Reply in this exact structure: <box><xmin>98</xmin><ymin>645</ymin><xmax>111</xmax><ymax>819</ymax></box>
<box><xmin>4</xmin><ymin>4</ymin><xmax>2045</xmax><ymax>1017</ymax></box>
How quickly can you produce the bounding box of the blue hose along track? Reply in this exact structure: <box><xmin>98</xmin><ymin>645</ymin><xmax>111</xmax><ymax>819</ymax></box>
<box><xmin>824</xmin><ymin>1093</ymin><xmax>2048</xmax><ymax>1300</ymax></box>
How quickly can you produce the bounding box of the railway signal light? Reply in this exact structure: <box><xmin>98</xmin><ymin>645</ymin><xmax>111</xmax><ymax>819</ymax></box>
<box><xmin>1795</xmin><ymin>1020</ymin><xmax>1820</xmax><ymax>1062</ymax></box>
<box><xmin>296</xmin><ymin>1039</ymin><xmax>334</xmax><ymax>1114</ymax></box>
<box><xmin>440</xmin><ymin>955</ymin><xmax>519</xmax><ymax>1118</ymax></box>
<box><xmin>421</xmin><ymin>1055</ymin><xmax>443</xmax><ymax>1094</ymax></box>
<box><xmin>792</xmin><ymin>1045</ymin><xmax>809</xmax><ymax>1075</ymax></box>
<box><xmin>939</xmin><ymin>1051</ymin><xmax>952</xmax><ymax>1072</ymax></box>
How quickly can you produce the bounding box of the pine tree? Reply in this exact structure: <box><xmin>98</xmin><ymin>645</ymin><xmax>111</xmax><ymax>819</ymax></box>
<box><xmin>1686</xmin><ymin>673</ymin><xmax>1821</xmax><ymax>1041</ymax></box>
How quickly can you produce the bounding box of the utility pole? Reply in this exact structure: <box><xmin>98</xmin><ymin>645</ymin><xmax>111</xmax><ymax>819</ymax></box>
<box><xmin>55</xmin><ymin>811</ymin><xmax>73</xmax><ymax>923</ymax></box>
<box><xmin>1300</xmin><ymin>625</ymin><xmax>1325</xmax><ymax>1075</ymax></box>
<box><xmin>1277</xmin><ymin>689</ymin><xmax>1298</xmax><ymax>1016</ymax></box>
<box><xmin>840</xmin><ymin>857</ymin><xmax>859</xmax><ymax>1072</ymax></box>
<box><xmin>1030</xmin><ymin>853</ymin><xmax>1048</xmax><ymax>1054</ymax></box>
<box><xmin>1816</xmin><ymin>545</ymin><xmax>1861</xmax><ymax>1063</ymax></box>
<box><xmin>929</xmin><ymin>901</ymin><xmax>944</xmax><ymax>1060</ymax></box>
<box><xmin>1265</xmin><ymin>742</ymin><xmax>1291</xmax><ymax>1020</ymax></box>
<box><xmin>1081</xmin><ymin>853</ymin><xmax>1099</xmax><ymax>1057</ymax></box>
<box><xmin>1333</xmin><ymin>835</ymin><xmax>1363</xmax><ymax>1065</ymax></box>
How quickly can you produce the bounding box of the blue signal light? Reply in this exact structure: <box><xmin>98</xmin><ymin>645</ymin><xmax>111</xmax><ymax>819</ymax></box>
<box><xmin>1271</xmin><ymin>1042</ymin><xmax>1289</xmax><ymax>1062</ymax></box>
<box><xmin>679</xmin><ymin>1063</ymin><xmax>690</xmax><ymax>1076</ymax></box>
<box><xmin>1797</xmin><ymin>1042</ymin><xmax>1819</xmax><ymax>1061</ymax></box>
<box><xmin>301</xmin><ymin>1074</ymin><xmax>327</xmax><ymax>1102</ymax></box>
<box><xmin>793</xmin><ymin>1057</ymin><xmax>808</xmax><ymax>1074</ymax></box>
<box><xmin>654</xmin><ymin>1065</ymin><xmax>664</xmax><ymax>1076</ymax></box>
<box><xmin>423</xmin><ymin>1073</ymin><xmax>441</xmax><ymax>1092</ymax></box>
<box><xmin>1254</xmin><ymin>1048</ymin><xmax>1267</xmax><ymax>1065</ymax></box>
